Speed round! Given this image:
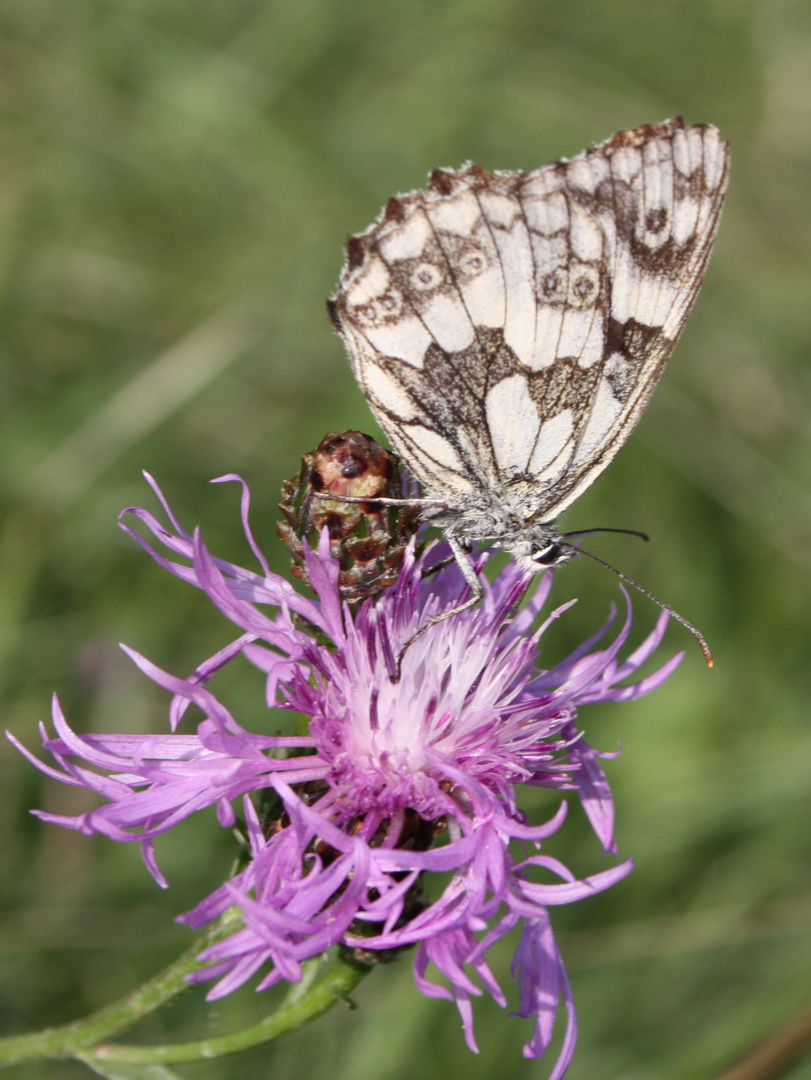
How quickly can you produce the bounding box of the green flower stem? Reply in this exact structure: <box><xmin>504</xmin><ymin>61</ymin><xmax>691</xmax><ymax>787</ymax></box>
<box><xmin>0</xmin><ymin>909</ymin><xmax>245</xmax><ymax>1065</ymax></box>
<box><xmin>0</xmin><ymin>910</ymin><xmax>372</xmax><ymax>1072</ymax></box>
<box><xmin>80</xmin><ymin>950</ymin><xmax>372</xmax><ymax>1068</ymax></box>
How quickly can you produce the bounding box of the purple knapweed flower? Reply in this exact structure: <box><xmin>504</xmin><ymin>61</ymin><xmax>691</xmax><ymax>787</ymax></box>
<box><xmin>9</xmin><ymin>474</ymin><xmax>682</xmax><ymax>1075</ymax></box>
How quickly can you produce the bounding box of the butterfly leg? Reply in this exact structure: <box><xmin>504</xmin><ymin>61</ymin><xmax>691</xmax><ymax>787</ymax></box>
<box><xmin>392</xmin><ymin>535</ymin><xmax>483</xmax><ymax>682</ymax></box>
<box><xmin>317</xmin><ymin>493</ymin><xmax>448</xmax><ymax>509</ymax></box>
<box><xmin>311</xmin><ymin>493</ymin><xmax>487</xmax><ymax>679</ymax></box>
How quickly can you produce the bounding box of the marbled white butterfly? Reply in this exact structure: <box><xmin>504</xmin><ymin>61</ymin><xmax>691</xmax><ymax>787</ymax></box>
<box><xmin>327</xmin><ymin>118</ymin><xmax>729</xmax><ymax>660</ymax></box>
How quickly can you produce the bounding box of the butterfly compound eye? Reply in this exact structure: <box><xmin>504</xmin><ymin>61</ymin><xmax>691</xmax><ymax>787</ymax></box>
<box><xmin>532</xmin><ymin>543</ymin><xmax>563</xmax><ymax>566</ymax></box>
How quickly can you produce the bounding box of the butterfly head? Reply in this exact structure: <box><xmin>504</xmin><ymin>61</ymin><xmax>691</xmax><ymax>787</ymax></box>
<box><xmin>507</xmin><ymin>528</ymin><xmax>577</xmax><ymax>575</ymax></box>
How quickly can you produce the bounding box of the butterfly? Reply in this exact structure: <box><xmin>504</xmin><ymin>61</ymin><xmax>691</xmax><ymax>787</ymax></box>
<box><xmin>327</xmin><ymin>118</ymin><xmax>729</xmax><ymax>660</ymax></box>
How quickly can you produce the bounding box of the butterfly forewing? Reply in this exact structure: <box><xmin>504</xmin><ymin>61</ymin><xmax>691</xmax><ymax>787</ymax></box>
<box><xmin>330</xmin><ymin>118</ymin><xmax>729</xmax><ymax>541</ymax></box>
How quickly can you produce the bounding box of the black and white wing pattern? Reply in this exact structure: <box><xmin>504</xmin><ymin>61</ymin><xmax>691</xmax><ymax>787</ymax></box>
<box><xmin>328</xmin><ymin>118</ymin><xmax>729</xmax><ymax>533</ymax></box>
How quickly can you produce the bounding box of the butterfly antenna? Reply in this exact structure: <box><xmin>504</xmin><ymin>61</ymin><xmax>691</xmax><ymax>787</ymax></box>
<box><xmin>559</xmin><ymin>542</ymin><xmax>714</xmax><ymax>668</ymax></box>
<box><xmin>562</xmin><ymin>526</ymin><xmax>650</xmax><ymax>542</ymax></box>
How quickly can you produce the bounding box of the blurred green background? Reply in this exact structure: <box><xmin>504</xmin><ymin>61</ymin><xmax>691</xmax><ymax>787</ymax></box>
<box><xmin>2</xmin><ymin>1</ymin><xmax>811</xmax><ymax>1077</ymax></box>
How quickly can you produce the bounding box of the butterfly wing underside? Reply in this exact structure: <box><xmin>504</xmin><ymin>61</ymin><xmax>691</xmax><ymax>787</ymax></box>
<box><xmin>330</xmin><ymin>118</ymin><xmax>729</xmax><ymax>520</ymax></box>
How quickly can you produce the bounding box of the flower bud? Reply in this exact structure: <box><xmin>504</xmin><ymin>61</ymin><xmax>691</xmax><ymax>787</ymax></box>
<box><xmin>277</xmin><ymin>431</ymin><xmax>420</xmax><ymax>600</ymax></box>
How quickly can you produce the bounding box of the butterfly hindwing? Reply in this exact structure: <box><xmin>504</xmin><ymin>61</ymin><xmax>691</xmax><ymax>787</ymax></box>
<box><xmin>330</xmin><ymin>118</ymin><xmax>729</xmax><ymax>523</ymax></box>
